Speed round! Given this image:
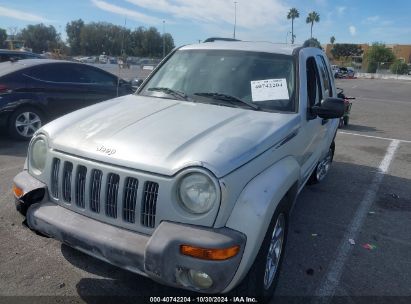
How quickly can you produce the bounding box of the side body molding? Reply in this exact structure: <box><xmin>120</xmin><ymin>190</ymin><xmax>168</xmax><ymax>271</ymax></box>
<box><xmin>223</xmin><ymin>156</ymin><xmax>300</xmax><ymax>292</ymax></box>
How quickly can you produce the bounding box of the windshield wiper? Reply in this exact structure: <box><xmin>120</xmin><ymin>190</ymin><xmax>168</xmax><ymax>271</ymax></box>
<box><xmin>193</xmin><ymin>92</ymin><xmax>261</xmax><ymax>110</ymax></box>
<box><xmin>148</xmin><ymin>87</ymin><xmax>188</xmax><ymax>100</ymax></box>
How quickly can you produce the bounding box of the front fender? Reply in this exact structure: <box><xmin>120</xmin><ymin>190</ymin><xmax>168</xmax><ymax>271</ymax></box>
<box><xmin>223</xmin><ymin>156</ymin><xmax>299</xmax><ymax>292</ymax></box>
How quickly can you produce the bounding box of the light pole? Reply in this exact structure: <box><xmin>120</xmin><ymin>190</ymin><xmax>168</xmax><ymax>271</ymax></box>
<box><xmin>162</xmin><ymin>20</ymin><xmax>165</xmax><ymax>58</ymax></box>
<box><xmin>233</xmin><ymin>1</ymin><xmax>237</xmax><ymax>39</ymax></box>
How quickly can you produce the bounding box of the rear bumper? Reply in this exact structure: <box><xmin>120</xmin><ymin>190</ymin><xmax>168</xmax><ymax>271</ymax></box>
<box><xmin>15</xmin><ymin>171</ymin><xmax>246</xmax><ymax>293</ymax></box>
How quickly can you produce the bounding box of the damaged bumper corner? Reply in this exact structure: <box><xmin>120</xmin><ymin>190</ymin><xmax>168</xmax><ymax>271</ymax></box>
<box><xmin>18</xmin><ymin>170</ymin><xmax>246</xmax><ymax>293</ymax></box>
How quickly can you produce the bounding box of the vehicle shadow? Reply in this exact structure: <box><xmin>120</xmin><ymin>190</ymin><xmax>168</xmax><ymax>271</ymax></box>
<box><xmin>342</xmin><ymin>124</ymin><xmax>382</xmax><ymax>133</ymax></box>
<box><xmin>56</xmin><ymin>160</ymin><xmax>410</xmax><ymax>300</ymax></box>
<box><xmin>60</xmin><ymin>244</ymin><xmax>198</xmax><ymax>301</ymax></box>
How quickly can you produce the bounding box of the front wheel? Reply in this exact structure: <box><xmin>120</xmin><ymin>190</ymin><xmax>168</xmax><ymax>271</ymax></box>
<box><xmin>8</xmin><ymin>107</ymin><xmax>44</xmax><ymax>141</ymax></box>
<box><xmin>231</xmin><ymin>207</ymin><xmax>288</xmax><ymax>302</ymax></box>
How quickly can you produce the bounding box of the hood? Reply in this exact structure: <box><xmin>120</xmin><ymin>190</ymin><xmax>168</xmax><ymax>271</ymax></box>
<box><xmin>42</xmin><ymin>95</ymin><xmax>300</xmax><ymax>178</ymax></box>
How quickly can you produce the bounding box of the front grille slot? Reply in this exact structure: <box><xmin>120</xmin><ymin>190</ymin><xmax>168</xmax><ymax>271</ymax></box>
<box><xmin>62</xmin><ymin>162</ymin><xmax>73</xmax><ymax>203</ymax></box>
<box><xmin>49</xmin><ymin>154</ymin><xmax>161</xmax><ymax>229</ymax></box>
<box><xmin>123</xmin><ymin>177</ymin><xmax>139</xmax><ymax>223</ymax></box>
<box><xmin>51</xmin><ymin>158</ymin><xmax>60</xmax><ymax>198</ymax></box>
<box><xmin>75</xmin><ymin>166</ymin><xmax>87</xmax><ymax>208</ymax></box>
<box><xmin>90</xmin><ymin>169</ymin><xmax>102</xmax><ymax>213</ymax></box>
<box><xmin>141</xmin><ymin>182</ymin><xmax>159</xmax><ymax>228</ymax></box>
<box><xmin>105</xmin><ymin>173</ymin><xmax>120</xmax><ymax>218</ymax></box>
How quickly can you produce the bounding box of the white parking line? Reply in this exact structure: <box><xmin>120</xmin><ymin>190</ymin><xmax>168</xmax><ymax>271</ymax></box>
<box><xmin>339</xmin><ymin>131</ymin><xmax>411</xmax><ymax>143</ymax></box>
<box><xmin>315</xmin><ymin>139</ymin><xmax>400</xmax><ymax>301</ymax></box>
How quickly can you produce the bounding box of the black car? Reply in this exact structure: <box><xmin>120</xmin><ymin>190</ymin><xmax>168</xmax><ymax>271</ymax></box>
<box><xmin>0</xmin><ymin>49</ymin><xmax>43</xmax><ymax>63</ymax></box>
<box><xmin>0</xmin><ymin>59</ymin><xmax>133</xmax><ymax>140</ymax></box>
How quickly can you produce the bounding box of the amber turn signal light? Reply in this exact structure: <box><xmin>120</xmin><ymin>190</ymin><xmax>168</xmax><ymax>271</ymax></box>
<box><xmin>180</xmin><ymin>244</ymin><xmax>240</xmax><ymax>261</ymax></box>
<box><xmin>12</xmin><ymin>184</ymin><xmax>24</xmax><ymax>198</ymax></box>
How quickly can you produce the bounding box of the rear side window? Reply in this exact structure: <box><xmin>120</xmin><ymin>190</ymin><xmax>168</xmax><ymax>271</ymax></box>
<box><xmin>316</xmin><ymin>55</ymin><xmax>333</xmax><ymax>97</ymax></box>
<box><xmin>25</xmin><ymin>63</ymin><xmax>116</xmax><ymax>85</ymax></box>
<box><xmin>26</xmin><ymin>64</ymin><xmax>85</xmax><ymax>83</ymax></box>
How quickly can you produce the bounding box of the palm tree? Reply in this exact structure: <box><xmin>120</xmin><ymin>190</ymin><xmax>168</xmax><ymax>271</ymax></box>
<box><xmin>306</xmin><ymin>11</ymin><xmax>320</xmax><ymax>38</ymax></box>
<box><xmin>287</xmin><ymin>8</ymin><xmax>299</xmax><ymax>44</ymax></box>
<box><xmin>330</xmin><ymin>36</ymin><xmax>336</xmax><ymax>44</ymax></box>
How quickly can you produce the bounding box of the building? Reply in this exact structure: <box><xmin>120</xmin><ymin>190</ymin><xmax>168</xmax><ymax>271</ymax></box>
<box><xmin>323</xmin><ymin>43</ymin><xmax>411</xmax><ymax>71</ymax></box>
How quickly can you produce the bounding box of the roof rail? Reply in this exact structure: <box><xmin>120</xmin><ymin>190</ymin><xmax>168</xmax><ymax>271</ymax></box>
<box><xmin>203</xmin><ymin>37</ymin><xmax>240</xmax><ymax>43</ymax></box>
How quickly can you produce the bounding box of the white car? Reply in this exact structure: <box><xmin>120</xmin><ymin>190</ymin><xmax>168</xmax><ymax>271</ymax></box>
<box><xmin>13</xmin><ymin>41</ymin><xmax>344</xmax><ymax>300</ymax></box>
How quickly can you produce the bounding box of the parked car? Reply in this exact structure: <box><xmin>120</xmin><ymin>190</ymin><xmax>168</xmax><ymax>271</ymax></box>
<box><xmin>0</xmin><ymin>49</ymin><xmax>43</xmax><ymax>63</ymax></box>
<box><xmin>13</xmin><ymin>42</ymin><xmax>344</xmax><ymax>300</ymax></box>
<box><xmin>0</xmin><ymin>59</ymin><xmax>133</xmax><ymax>140</ymax></box>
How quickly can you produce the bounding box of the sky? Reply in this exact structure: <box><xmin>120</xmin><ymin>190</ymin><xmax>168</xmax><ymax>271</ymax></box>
<box><xmin>0</xmin><ymin>0</ymin><xmax>410</xmax><ymax>47</ymax></box>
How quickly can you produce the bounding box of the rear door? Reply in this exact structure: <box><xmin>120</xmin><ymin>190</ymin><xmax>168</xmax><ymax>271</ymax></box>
<box><xmin>24</xmin><ymin>63</ymin><xmax>90</xmax><ymax>118</ymax></box>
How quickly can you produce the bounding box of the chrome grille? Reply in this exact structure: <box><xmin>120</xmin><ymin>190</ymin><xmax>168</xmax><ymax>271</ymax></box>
<box><xmin>75</xmin><ymin>165</ymin><xmax>87</xmax><ymax>208</ymax></box>
<box><xmin>51</xmin><ymin>158</ymin><xmax>60</xmax><ymax>198</ymax></box>
<box><xmin>141</xmin><ymin>182</ymin><xmax>159</xmax><ymax>228</ymax></box>
<box><xmin>105</xmin><ymin>173</ymin><xmax>120</xmax><ymax>218</ymax></box>
<box><xmin>90</xmin><ymin>169</ymin><xmax>102</xmax><ymax>213</ymax></box>
<box><xmin>49</xmin><ymin>157</ymin><xmax>159</xmax><ymax>230</ymax></box>
<box><xmin>62</xmin><ymin>162</ymin><xmax>73</xmax><ymax>203</ymax></box>
<box><xmin>123</xmin><ymin>177</ymin><xmax>139</xmax><ymax>223</ymax></box>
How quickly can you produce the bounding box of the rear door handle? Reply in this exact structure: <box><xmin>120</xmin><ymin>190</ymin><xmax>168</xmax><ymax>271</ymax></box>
<box><xmin>322</xmin><ymin>119</ymin><xmax>329</xmax><ymax>125</ymax></box>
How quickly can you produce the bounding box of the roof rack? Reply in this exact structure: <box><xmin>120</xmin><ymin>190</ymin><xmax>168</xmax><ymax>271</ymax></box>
<box><xmin>203</xmin><ymin>37</ymin><xmax>241</xmax><ymax>43</ymax></box>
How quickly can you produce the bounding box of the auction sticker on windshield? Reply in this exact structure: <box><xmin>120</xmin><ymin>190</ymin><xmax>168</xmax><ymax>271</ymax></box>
<box><xmin>251</xmin><ymin>78</ymin><xmax>289</xmax><ymax>101</ymax></box>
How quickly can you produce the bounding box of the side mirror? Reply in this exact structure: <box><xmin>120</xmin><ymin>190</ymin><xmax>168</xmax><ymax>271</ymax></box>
<box><xmin>131</xmin><ymin>78</ymin><xmax>143</xmax><ymax>89</ymax></box>
<box><xmin>311</xmin><ymin>97</ymin><xmax>345</xmax><ymax>119</ymax></box>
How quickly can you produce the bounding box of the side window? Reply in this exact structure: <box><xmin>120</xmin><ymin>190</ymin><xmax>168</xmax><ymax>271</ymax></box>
<box><xmin>26</xmin><ymin>64</ymin><xmax>85</xmax><ymax>83</ymax></box>
<box><xmin>306</xmin><ymin>57</ymin><xmax>322</xmax><ymax>108</ymax></box>
<box><xmin>80</xmin><ymin>66</ymin><xmax>117</xmax><ymax>85</ymax></box>
<box><xmin>316</xmin><ymin>55</ymin><xmax>332</xmax><ymax>97</ymax></box>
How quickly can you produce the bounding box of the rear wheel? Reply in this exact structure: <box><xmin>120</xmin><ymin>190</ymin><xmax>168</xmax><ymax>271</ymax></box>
<box><xmin>343</xmin><ymin>116</ymin><xmax>349</xmax><ymax>126</ymax></box>
<box><xmin>8</xmin><ymin>107</ymin><xmax>44</xmax><ymax>141</ymax></box>
<box><xmin>231</xmin><ymin>205</ymin><xmax>288</xmax><ymax>302</ymax></box>
<box><xmin>308</xmin><ymin>143</ymin><xmax>335</xmax><ymax>185</ymax></box>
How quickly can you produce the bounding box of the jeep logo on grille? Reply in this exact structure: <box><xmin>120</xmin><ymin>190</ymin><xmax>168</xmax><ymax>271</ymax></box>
<box><xmin>96</xmin><ymin>145</ymin><xmax>116</xmax><ymax>155</ymax></box>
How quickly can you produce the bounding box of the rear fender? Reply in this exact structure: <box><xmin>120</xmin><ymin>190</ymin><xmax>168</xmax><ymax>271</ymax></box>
<box><xmin>223</xmin><ymin>156</ymin><xmax>299</xmax><ymax>292</ymax></box>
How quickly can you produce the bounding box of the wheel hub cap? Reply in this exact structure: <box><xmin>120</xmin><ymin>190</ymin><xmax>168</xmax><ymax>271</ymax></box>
<box><xmin>15</xmin><ymin>112</ymin><xmax>42</xmax><ymax>138</ymax></box>
<box><xmin>316</xmin><ymin>150</ymin><xmax>332</xmax><ymax>182</ymax></box>
<box><xmin>263</xmin><ymin>213</ymin><xmax>285</xmax><ymax>290</ymax></box>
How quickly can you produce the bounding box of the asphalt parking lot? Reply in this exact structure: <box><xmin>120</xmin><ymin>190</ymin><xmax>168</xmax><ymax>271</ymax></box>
<box><xmin>0</xmin><ymin>78</ymin><xmax>410</xmax><ymax>303</ymax></box>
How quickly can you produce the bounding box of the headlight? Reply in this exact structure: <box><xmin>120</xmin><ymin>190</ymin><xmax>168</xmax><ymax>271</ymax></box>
<box><xmin>178</xmin><ymin>172</ymin><xmax>218</xmax><ymax>214</ymax></box>
<box><xmin>30</xmin><ymin>137</ymin><xmax>47</xmax><ymax>174</ymax></box>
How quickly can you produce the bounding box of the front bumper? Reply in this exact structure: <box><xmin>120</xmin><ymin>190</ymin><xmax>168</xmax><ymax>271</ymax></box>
<box><xmin>14</xmin><ymin>171</ymin><xmax>246</xmax><ymax>293</ymax></box>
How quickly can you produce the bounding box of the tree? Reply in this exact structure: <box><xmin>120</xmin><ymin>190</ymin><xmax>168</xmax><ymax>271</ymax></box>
<box><xmin>66</xmin><ymin>19</ymin><xmax>84</xmax><ymax>55</ymax></box>
<box><xmin>18</xmin><ymin>24</ymin><xmax>61</xmax><ymax>53</ymax></box>
<box><xmin>331</xmin><ymin>44</ymin><xmax>363</xmax><ymax>59</ymax></box>
<box><xmin>0</xmin><ymin>28</ymin><xmax>7</xmax><ymax>48</ymax></box>
<box><xmin>303</xmin><ymin>38</ymin><xmax>322</xmax><ymax>49</ymax></box>
<box><xmin>390</xmin><ymin>60</ymin><xmax>409</xmax><ymax>75</ymax></box>
<box><xmin>163</xmin><ymin>33</ymin><xmax>175</xmax><ymax>55</ymax></box>
<box><xmin>330</xmin><ymin>36</ymin><xmax>335</xmax><ymax>44</ymax></box>
<box><xmin>287</xmin><ymin>8</ymin><xmax>299</xmax><ymax>44</ymax></box>
<box><xmin>306</xmin><ymin>11</ymin><xmax>320</xmax><ymax>38</ymax></box>
<box><xmin>365</xmin><ymin>43</ymin><xmax>396</xmax><ymax>73</ymax></box>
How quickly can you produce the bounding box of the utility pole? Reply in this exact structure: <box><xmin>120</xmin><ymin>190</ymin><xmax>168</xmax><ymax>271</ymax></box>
<box><xmin>162</xmin><ymin>20</ymin><xmax>166</xmax><ymax>58</ymax></box>
<box><xmin>233</xmin><ymin>2</ymin><xmax>237</xmax><ymax>39</ymax></box>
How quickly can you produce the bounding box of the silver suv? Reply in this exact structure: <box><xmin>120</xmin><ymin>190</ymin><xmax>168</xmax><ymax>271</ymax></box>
<box><xmin>13</xmin><ymin>41</ymin><xmax>344</xmax><ymax>300</ymax></box>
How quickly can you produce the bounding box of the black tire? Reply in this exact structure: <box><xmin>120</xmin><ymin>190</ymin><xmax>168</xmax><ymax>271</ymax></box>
<box><xmin>338</xmin><ymin>118</ymin><xmax>344</xmax><ymax>128</ymax></box>
<box><xmin>308</xmin><ymin>142</ymin><xmax>335</xmax><ymax>185</ymax></box>
<box><xmin>8</xmin><ymin>107</ymin><xmax>45</xmax><ymax>141</ymax></box>
<box><xmin>230</xmin><ymin>203</ymin><xmax>289</xmax><ymax>302</ymax></box>
<box><xmin>343</xmin><ymin>116</ymin><xmax>349</xmax><ymax>126</ymax></box>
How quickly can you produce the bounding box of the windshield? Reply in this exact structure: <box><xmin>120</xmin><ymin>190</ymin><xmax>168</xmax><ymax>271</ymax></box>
<box><xmin>140</xmin><ymin>49</ymin><xmax>296</xmax><ymax>112</ymax></box>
